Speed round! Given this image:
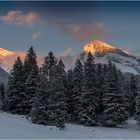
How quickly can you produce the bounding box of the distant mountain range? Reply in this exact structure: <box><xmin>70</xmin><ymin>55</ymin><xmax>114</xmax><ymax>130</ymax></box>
<box><xmin>0</xmin><ymin>40</ymin><xmax>140</xmax><ymax>75</ymax></box>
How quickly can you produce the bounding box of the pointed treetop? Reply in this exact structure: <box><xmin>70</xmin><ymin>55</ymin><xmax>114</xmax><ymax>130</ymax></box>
<box><xmin>27</xmin><ymin>46</ymin><xmax>36</xmax><ymax>56</ymax></box>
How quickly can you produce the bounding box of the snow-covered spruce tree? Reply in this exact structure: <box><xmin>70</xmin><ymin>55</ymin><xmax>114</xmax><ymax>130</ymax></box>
<box><xmin>42</xmin><ymin>51</ymin><xmax>57</xmax><ymax>81</ymax></box>
<box><xmin>30</xmin><ymin>52</ymin><xmax>58</xmax><ymax>125</ymax></box>
<box><xmin>119</xmin><ymin>74</ymin><xmax>131</xmax><ymax>116</ymax></box>
<box><xmin>129</xmin><ymin>75</ymin><xmax>138</xmax><ymax>116</ymax></box>
<box><xmin>94</xmin><ymin>63</ymin><xmax>113</xmax><ymax>125</ymax></box>
<box><xmin>3</xmin><ymin>57</ymin><xmax>25</xmax><ymax>114</ymax></box>
<box><xmin>31</xmin><ymin>52</ymin><xmax>67</xmax><ymax>128</ymax></box>
<box><xmin>65</xmin><ymin>69</ymin><xmax>75</xmax><ymax>121</ymax></box>
<box><xmin>30</xmin><ymin>70</ymin><xmax>50</xmax><ymax>125</ymax></box>
<box><xmin>24</xmin><ymin>68</ymin><xmax>38</xmax><ymax>114</ymax></box>
<box><xmin>96</xmin><ymin>63</ymin><xmax>107</xmax><ymax>123</ymax></box>
<box><xmin>124</xmin><ymin>79</ymin><xmax>132</xmax><ymax>115</ymax></box>
<box><xmin>0</xmin><ymin>83</ymin><xmax>5</xmax><ymax>104</ymax></box>
<box><xmin>136</xmin><ymin>93</ymin><xmax>140</xmax><ymax>127</ymax></box>
<box><xmin>102</xmin><ymin>62</ymin><xmax>128</xmax><ymax>127</ymax></box>
<box><xmin>49</xmin><ymin>59</ymin><xmax>67</xmax><ymax>128</ymax></box>
<box><xmin>23</xmin><ymin>47</ymin><xmax>39</xmax><ymax>114</ymax></box>
<box><xmin>98</xmin><ymin>64</ymin><xmax>110</xmax><ymax>116</ymax></box>
<box><xmin>23</xmin><ymin>46</ymin><xmax>38</xmax><ymax>82</ymax></box>
<box><xmin>119</xmin><ymin>71</ymin><xmax>129</xmax><ymax>116</ymax></box>
<box><xmin>72</xmin><ymin>59</ymin><xmax>83</xmax><ymax>122</ymax></box>
<box><xmin>78</xmin><ymin>52</ymin><xmax>99</xmax><ymax>126</ymax></box>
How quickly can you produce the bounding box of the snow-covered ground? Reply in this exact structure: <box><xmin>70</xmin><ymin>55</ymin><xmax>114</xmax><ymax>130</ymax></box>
<box><xmin>0</xmin><ymin>112</ymin><xmax>140</xmax><ymax>139</ymax></box>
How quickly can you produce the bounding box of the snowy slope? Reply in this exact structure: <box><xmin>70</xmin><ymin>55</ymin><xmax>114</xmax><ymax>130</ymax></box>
<box><xmin>93</xmin><ymin>52</ymin><xmax>140</xmax><ymax>75</ymax></box>
<box><xmin>0</xmin><ymin>67</ymin><xmax>8</xmax><ymax>84</ymax></box>
<box><xmin>0</xmin><ymin>112</ymin><xmax>140</xmax><ymax>139</ymax></box>
<box><xmin>80</xmin><ymin>40</ymin><xmax>140</xmax><ymax>75</ymax></box>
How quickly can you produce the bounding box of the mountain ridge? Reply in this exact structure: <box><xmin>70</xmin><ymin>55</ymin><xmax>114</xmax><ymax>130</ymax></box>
<box><xmin>0</xmin><ymin>41</ymin><xmax>140</xmax><ymax>75</ymax></box>
<box><xmin>83</xmin><ymin>40</ymin><xmax>130</xmax><ymax>56</ymax></box>
<box><xmin>83</xmin><ymin>40</ymin><xmax>118</xmax><ymax>54</ymax></box>
<box><xmin>80</xmin><ymin>40</ymin><xmax>140</xmax><ymax>75</ymax></box>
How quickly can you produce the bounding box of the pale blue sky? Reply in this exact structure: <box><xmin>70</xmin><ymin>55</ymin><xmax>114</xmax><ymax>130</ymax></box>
<box><xmin>0</xmin><ymin>1</ymin><xmax>140</xmax><ymax>56</ymax></box>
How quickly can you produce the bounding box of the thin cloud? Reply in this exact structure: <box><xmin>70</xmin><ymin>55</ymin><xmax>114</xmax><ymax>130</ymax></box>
<box><xmin>0</xmin><ymin>10</ymin><xmax>39</xmax><ymax>27</ymax></box>
<box><xmin>55</xmin><ymin>22</ymin><xmax>110</xmax><ymax>42</ymax></box>
<box><xmin>32</xmin><ymin>32</ymin><xmax>41</xmax><ymax>40</ymax></box>
<box><xmin>61</xmin><ymin>48</ymin><xmax>73</xmax><ymax>57</ymax></box>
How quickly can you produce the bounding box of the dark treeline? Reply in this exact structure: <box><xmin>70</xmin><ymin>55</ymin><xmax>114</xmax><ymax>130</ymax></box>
<box><xmin>1</xmin><ymin>47</ymin><xmax>140</xmax><ymax>129</ymax></box>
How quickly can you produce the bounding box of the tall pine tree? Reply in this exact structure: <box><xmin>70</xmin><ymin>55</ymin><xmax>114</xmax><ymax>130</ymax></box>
<box><xmin>129</xmin><ymin>75</ymin><xmax>138</xmax><ymax>116</ymax></box>
<box><xmin>23</xmin><ymin>46</ymin><xmax>38</xmax><ymax>82</ymax></box>
<box><xmin>30</xmin><ymin>52</ymin><xmax>58</xmax><ymax>125</ymax></box>
<box><xmin>42</xmin><ymin>51</ymin><xmax>57</xmax><ymax>81</ymax></box>
<box><xmin>0</xmin><ymin>83</ymin><xmax>5</xmax><ymax>104</ymax></box>
<box><xmin>30</xmin><ymin>70</ymin><xmax>50</xmax><ymax>125</ymax></box>
<box><xmin>96</xmin><ymin>63</ymin><xmax>107</xmax><ymax>124</ymax></box>
<box><xmin>78</xmin><ymin>52</ymin><xmax>99</xmax><ymax>126</ymax></box>
<box><xmin>65</xmin><ymin>69</ymin><xmax>75</xmax><ymax>121</ymax></box>
<box><xmin>72</xmin><ymin>59</ymin><xmax>83</xmax><ymax>122</ymax></box>
<box><xmin>136</xmin><ymin>92</ymin><xmax>140</xmax><ymax>127</ymax></box>
<box><xmin>23</xmin><ymin>47</ymin><xmax>39</xmax><ymax>114</ymax></box>
<box><xmin>49</xmin><ymin>59</ymin><xmax>67</xmax><ymax>128</ymax></box>
<box><xmin>3</xmin><ymin>57</ymin><xmax>25</xmax><ymax>114</ymax></box>
<box><xmin>102</xmin><ymin>62</ymin><xmax>128</xmax><ymax>127</ymax></box>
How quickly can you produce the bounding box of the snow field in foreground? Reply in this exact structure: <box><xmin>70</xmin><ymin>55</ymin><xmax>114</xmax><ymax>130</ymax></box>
<box><xmin>0</xmin><ymin>112</ymin><xmax>140</xmax><ymax>139</ymax></box>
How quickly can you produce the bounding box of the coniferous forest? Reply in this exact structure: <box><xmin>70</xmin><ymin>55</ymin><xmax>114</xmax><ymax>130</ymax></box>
<box><xmin>0</xmin><ymin>47</ymin><xmax>140</xmax><ymax>129</ymax></box>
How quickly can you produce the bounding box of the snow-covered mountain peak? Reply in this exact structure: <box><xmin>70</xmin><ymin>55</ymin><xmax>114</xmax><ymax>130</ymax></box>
<box><xmin>0</xmin><ymin>48</ymin><xmax>44</xmax><ymax>72</ymax></box>
<box><xmin>80</xmin><ymin>40</ymin><xmax>140</xmax><ymax>75</ymax></box>
<box><xmin>0</xmin><ymin>48</ymin><xmax>13</xmax><ymax>59</ymax></box>
<box><xmin>83</xmin><ymin>40</ymin><xmax>122</xmax><ymax>55</ymax></box>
